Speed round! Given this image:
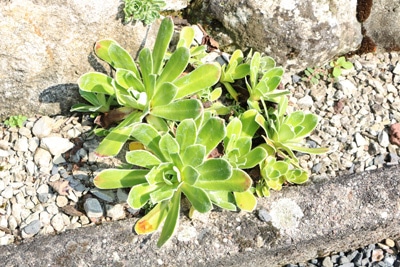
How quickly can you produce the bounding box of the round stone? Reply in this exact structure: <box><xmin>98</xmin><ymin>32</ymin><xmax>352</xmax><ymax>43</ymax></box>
<box><xmin>84</xmin><ymin>198</ymin><xmax>103</xmax><ymax>218</ymax></box>
<box><xmin>56</xmin><ymin>196</ymin><xmax>69</xmax><ymax>207</ymax></box>
<box><xmin>51</xmin><ymin>213</ymin><xmax>65</xmax><ymax>232</ymax></box>
<box><xmin>22</xmin><ymin>219</ymin><xmax>41</xmax><ymax>235</ymax></box>
<box><xmin>32</xmin><ymin>116</ymin><xmax>54</xmax><ymax>138</ymax></box>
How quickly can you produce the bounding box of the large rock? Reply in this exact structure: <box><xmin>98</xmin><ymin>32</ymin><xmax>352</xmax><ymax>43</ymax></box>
<box><xmin>362</xmin><ymin>0</ymin><xmax>400</xmax><ymax>51</ymax></box>
<box><xmin>0</xmin><ymin>0</ymin><xmax>186</xmax><ymax>121</ymax></box>
<box><xmin>195</xmin><ymin>0</ymin><xmax>363</xmax><ymax>72</ymax></box>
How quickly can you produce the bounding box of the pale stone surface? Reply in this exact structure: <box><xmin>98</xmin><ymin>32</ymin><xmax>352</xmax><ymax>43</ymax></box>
<box><xmin>40</xmin><ymin>136</ymin><xmax>74</xmax><ymax>156</ymax></box>
<box><xmin>362</xmin><ymin>0</ymin><xmax>400</xmax><ymax>51</ymax></box>
<box><xmin>196</xmin><ymin>0</ymin><xmax>362</xmax><ymax>72</ymax></box>
<box><xmin>0</xmin><ymin>0</ymin><xmax>162</xmax><ymax>120</ymax></box>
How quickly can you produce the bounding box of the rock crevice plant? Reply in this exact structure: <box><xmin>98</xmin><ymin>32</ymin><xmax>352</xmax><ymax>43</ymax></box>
<box><xmin>72</xmin><ymin>17</ymin><xmax>221</xmax><ymax>157</ymax></box>
<box><xmin>72</xmin><ymin>17</ymin><xmax>329</xmax><ymax>247</ymax></box>
<box><xmin>94</xmin><ymin>112</ymin><xmax>253</xmax><ymax>247</ymax></box>
<box><xmin>122</xmin><ymin>0</ymin><xmax>166</xmax><ymax>25</ymax></box>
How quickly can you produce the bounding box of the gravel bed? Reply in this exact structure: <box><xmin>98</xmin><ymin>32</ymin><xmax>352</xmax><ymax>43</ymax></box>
<box><xmin>0</xmin><ymin>51</ymin><xmax>400</xmax><ymax>265</ymax></box>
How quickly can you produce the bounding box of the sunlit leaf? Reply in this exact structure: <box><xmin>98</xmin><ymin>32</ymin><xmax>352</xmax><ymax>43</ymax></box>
<box><xmin>197</xmin><ymin>158</ymin><xmax>232</xmax><ymax>181</ymax></box>
<box><xmin>150</xmin><ymin>99</ymin><xmax>203</xmax><ymax>121</ymax></box>
<box><xmin>157</xmin><ymin>191</ymin><xmax>181</xmax><ymax>247</ymax></box>
<box><xmin>94</xmin><ymin>169</ymin><xmax>148</xmax><ymax>189</ymax></box>
<box><xmin>176</xmin><ymin>119</ymin><xmax>197</xmax><ymax>153</ymax></box>
<box><xmin>125</xmin><ymin>150</ymin><xmax>162</xmax><ymax>168</ymax></box>
<box><xmin>174</xmin><ymin>63</ymin><xmax>221</xmax><ymax>99</ymax></box>
<box><xmin>181</xmin><ymin>183</ymin><xmax>212</xmax><ymax>213</ymax></box>
<box><xmin>234</xmin><ymin>190</ymin><xmax>257</xmax><ymax>211</ymax></box>
<box><xmin>196</xmin><ymin>169</ymin><xmax>251</xmax><ymax>192</ymax></box>
<box><xmin>135</xmin><ymin>201</ymin><xmax>169</xmax><ymax>235</ymax></box>
<box><xmin>78</xmin><ymin>72</ymin><xmax>115</xmax><ymax>95</ymax></box>
<box><xmin>207</xmin><ymin>191</ymin><xmax>237</xmax><ymax>211</ymax></box>
<box><xmin>197</xmin><ymin>117</ymin><xmax>226</xmax><ymax>155</ymax></box>
<box><xmin>157</xmin><ymin>47</ymin><xmax>190</xmax><ymax>87</ymax></box>
<box><xmin>128</xmin><ymin>183</ymin><xmax>159</xmax><ymax>209</ymax></box>
<box><xmin>152</xmin><ymin>17</ymin><xmax>174</xmax><ymax>75</ymax></box>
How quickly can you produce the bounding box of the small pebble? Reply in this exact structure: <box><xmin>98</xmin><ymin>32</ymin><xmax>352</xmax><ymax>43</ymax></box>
<box><xmin>84</xmin><ymin>198</ymin><xmax>103</xmax><ymax>218</ymax></box>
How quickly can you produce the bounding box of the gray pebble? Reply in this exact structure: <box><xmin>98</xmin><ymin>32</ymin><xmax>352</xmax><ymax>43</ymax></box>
<box><xmin>339</xmin><ymin>256</ymin><xmax>350</xmax><ymax>264</ymax></box>
<box><xmin>84</xmin><ymin>198</ymin><xmax>103</xmax><ymax>218</ymax></box>
<box><xmin>22</xmin><ymin>219</ymin><xmax>41</xmax><ymax>235</ymax></box>
<box><xmin>90</xmin><ymin>188</ymin><xmax>115</xmax><ymax>203</ymax></box>
<box><xmin>116</xmin><ymin>188</ymin><xmax>128</xmax><ymax>203</ymax></box>
<box><xmin>312</xmin><ymin>162</ymin><xmax>322</xmax><ymax>173</ymax></box>
<box><xmin>257</xmin><ymin>209</ymin><xmax>272</xmax><ymax>222</ymax></box>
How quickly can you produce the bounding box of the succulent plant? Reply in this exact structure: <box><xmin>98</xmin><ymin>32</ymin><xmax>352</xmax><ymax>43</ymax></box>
<box><xmin>72</xmin><ymin>17</ymin><xmax>221</xmax><ymax>156</ymax></box>
<box><xmin>123</xmin><ymin>0</ymin><xmax>166</xmax><ymax>25</ymax></box>
<box><xmin>93</xmin><ymin>112</ymin><xmax>253</xmax><ymax>247</ymax></box>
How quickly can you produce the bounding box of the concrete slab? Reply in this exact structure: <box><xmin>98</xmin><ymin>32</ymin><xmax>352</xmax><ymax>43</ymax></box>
<box><xmin>1</xmin><ymin>165</ymin><xmax>400</xmax><ymax>266</ymax></box>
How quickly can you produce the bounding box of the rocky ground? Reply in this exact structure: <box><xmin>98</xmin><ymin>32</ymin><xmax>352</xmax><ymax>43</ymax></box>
<box><xmin>0</xmin><ymin>51</ymin><xmax>399</xmax><ymax>266</ymax></box>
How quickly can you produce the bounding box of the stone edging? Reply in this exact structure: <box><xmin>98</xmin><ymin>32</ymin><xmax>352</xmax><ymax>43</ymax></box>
<box><xmin>1</xmin><ymin>165</ymin><xmax>399</xmax><ymax>266</ymax></box>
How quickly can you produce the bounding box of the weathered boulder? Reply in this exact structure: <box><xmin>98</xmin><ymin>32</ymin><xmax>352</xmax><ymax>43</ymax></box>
<box><xmin>194</xmin><ymin>0</ymin><xmax>363</xmax><ymax>72</ymax></box>
<box><xmin>0</xmin><ymin>0</ymin><xmax>187</xmax><ymax>121</ymax></box>
<box><xmin>362</xmin><ymin>0</ymin><xmax>400</xmax><ymax>51</ymax></box>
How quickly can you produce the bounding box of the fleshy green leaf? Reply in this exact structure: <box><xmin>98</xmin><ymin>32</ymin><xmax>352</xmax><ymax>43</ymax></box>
<box><xmin>174</xmin><ymin>63</ymin><xmax>221</xmax><ymax>99</ymax></box>
<box><xmin>286</xmin><ymin>169</ymin><xmax>309</xmax><ymax>184</ymax></box>
<box><xmin>225</xmin><ymin>118</ymin><xmax>242</xmax><ymax>149</ymax></box>
<box><xmin>145</xmin><ymin>114</ymin><xmax>169</xmax><ymax>132</ymax></box>
<box><xmin>276</xmin><ymin>124</ymin><xmax>296</xmax><ymax>142</ymax></box>
<box><xmin>197</xmin><ymin>158</ymin><xmax>232</xmax><ymax>181</ymax></box>
<box><xmin>239</xmin><ymin>109</ymin><xmax>259</xmax><ymax>138</ymax></box>
<box><xmin>157</xmin><ymin>191</ymin><xmax>181</xmax><ymax>247</ymax></box>
<box><xmin>131</xmin><ymin>123</ymin><xmax>163</xmax><ymax>159</ymax></box>
<box><xmin>94</xmin><ymin>39</ymin><xmax>115</xmax><ymax>65</ymax></box>
<box><xmin>95</xmin><ymin>126</ymin><xmax>133</xmax><ymax>157</ymax></box>
<box><xmin>146</xmin><ymin>163</ymin><xmax>173</xmax><ymax>185</ymax></box>
<box><xmin>150</xmin><ymin>185</ymin><xmax>176</xmax><ymax>203</ymax></box>
<box><xmin>78</xmin><ymin>72</ymin><xmax>115</xmax><ymax>95</ymax></box>
<box><xmin>150</xmin><ymin>99</ymin><xmax>203</xmax><ymax>121</ymax></box>
<box><xmin>94</xmin><ymin>169</ymin><xmax>148</xmax><ymax>189</ymax></box>
<box><xmin>139</xmin><ymin>48</ymin><xmax>154</xmax><ymax>97</ymax></box>
<box><xmin>296</xmin><ymin>114</ymin><xmax>318</xmax><ymax>138</ymax></box>
<box><xmin>177</xmin><ymin>26</ymin><xmax>195</xmax><ymax>49</ymax></box>
<box><xmin>159</xmin><ymin>133</ymin><xmax>180</xmax><ymax>161</ymax></box>
<box><xmin>181</xmin><ymin>144</ymin><xmax>206</xmax><ymax>167</ymax></box>
<box><xmin>109</xmin><ymin>43</ymin><xmax>139</xmax><ymax>76</ymax></box>
<box><xmin>115</xmin><ymin>68</ymin><xmax>145</xmax><ymax>92</ymax></box>
<box><xmin>197</xmin><ymin>117</ymin><xmax>226</xmax><ymax>155</ymax></box>
<box><xmin>196</xmin><ymin>168</ymin><xmax>252</xmax><ymax>192</ymax></box>
<box><xmin>249</xmin><ymin>51</ymin><xmax>261</xmax><ymax>90</ymax></box>
<box><xmin>152</xmin><ymin>17</ymin><xmax>174</xmax><ymax>75</ymax></box>
<box><xmin>135</xmin><ymin>201</ymin><xmax>169</xmax><ymax>235</ymax></box>
<box><xmin>181</xmin><ymin>183</ymin><xmax>212</xmax><ymax>213</ymax></box>
<box><xmin>125</xmin><ymin>150</ymin><xmax>162</xmax><ymax>168</ymax></box>
<box><xmin>234</xmin><ymin>190</ymin><xmax>257</xmax><ymax>212</ymax></box>
<box><xmin>237</xmin><ymin>146</ymin><xmax>268</xmax><ymax>169</ymax></box>
<box><xmin>285</xmin><ymin>111</ymin><xmax>305</xmax><ymax>127</ymax></box>
<box><xmin>151</xmin><ymin>82</ymin><xmax>178</xmax><ymax>107</ymax></box>
<box><xmin>207</xmin><ymin>191</ymin><xmax>237</xmax><ymax>211</ymax></box>
<box><xmin>157</xmin><ymin>47</ymin><xmax>190</xmax><ymax>87</ymax></box>
<box><xmin>176</xmin><ymin>119</ymin><xmax>197</xmax><ymax>153</ymax></box>
<box><xmin>181</xmin><ymin>165</ymin><xmax>199</xmax><ymax>185</ymax></box>
<box><xmin>128</xmin><ymin>183</ymin><xmax>159</xmax><ymax>209</ymax></box>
